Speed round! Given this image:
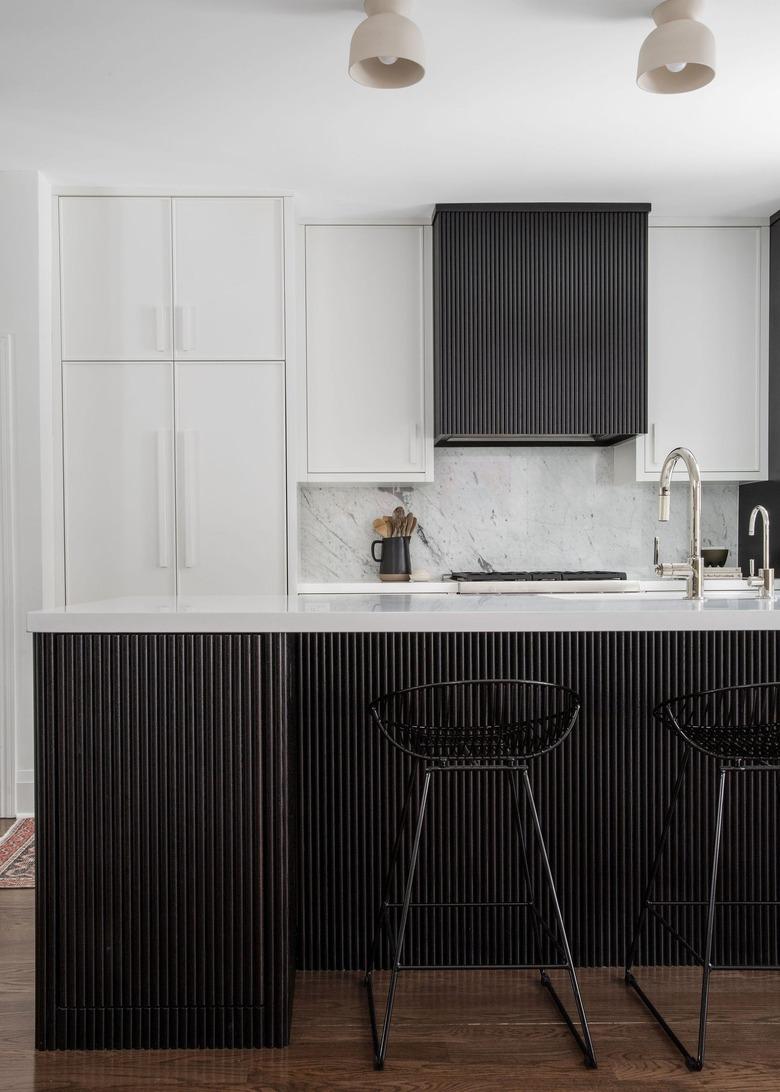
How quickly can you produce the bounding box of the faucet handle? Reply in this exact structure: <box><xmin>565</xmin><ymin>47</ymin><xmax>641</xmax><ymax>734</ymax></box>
<box><xmin>653</xmin><ymin>535</ymin><xmax>660</xmax><ymax>568</ymax></box>
<box><xmin>749</xmin><ymin>558</ymin><xmax>756</xmax><ymax>578</ymax></box>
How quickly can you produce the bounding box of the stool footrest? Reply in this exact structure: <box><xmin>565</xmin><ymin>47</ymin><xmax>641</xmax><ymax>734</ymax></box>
<box><xmin>385</xmin><ymin>900</ymin><xmax>535</xmax><ymax>909</ymax></box>
<box><xmin>379</xmin><ymin>900</ymin><xmax>570</xmax><ymax>963</ymax></box>
<box><xmin>649</xmin><ymin>898</ymin><xmax>780</xmax><ymax>907</ymax></box>
<box><xmin>395</xmin><ymin>962</ymin><xmax>570</xmax><ymax>972</ymax></box>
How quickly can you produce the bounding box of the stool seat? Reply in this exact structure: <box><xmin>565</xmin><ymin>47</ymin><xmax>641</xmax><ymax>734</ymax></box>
<box><xmin>655</xmin><ymin>682</ymin><xmax>780</xmax><ymax>762</ymax></box>
<box><xmin>370</xmin><ymin>679</ymin><xmax>580</xmax><ymax>762</ymax></box>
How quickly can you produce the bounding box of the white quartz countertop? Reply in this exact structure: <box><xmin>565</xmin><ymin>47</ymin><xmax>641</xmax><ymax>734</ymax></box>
<box><xmin>27</xmin><ymin>591</ymin><xmax>780</xmax><ymax>634</ymax></box>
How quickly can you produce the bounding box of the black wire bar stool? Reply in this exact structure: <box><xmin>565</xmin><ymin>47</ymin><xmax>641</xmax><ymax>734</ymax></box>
<box><xmin>363</xmin><ymin>679</ymin><xmax>597</xmax><ymax>1071</ymax></box>
<box><xmin>625</xmin><ymin>682</ymin><xmax>780</xmax><ymax>1071</ymax></box>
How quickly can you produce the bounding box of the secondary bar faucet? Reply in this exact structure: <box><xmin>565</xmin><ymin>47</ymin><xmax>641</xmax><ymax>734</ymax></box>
<box><xmin>748</xmin><ymin>505</ymin><xmax>775</xmax><ymax>599</ymax></box>
<box><xmin>654</xmin><ymin>447</ymin><xmax>704</xmax><ymax>602</ymax></box>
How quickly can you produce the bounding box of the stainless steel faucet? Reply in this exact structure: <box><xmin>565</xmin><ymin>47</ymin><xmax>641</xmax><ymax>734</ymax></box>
<box><xmin>748</xmin><ymin>504</ymin><xmax>775</xmax><ymax>599</ymax></box>
<box><xmin>654</xmin><ymin>446</ymin><xmax>704</xmax><ymax>601</ymax></box>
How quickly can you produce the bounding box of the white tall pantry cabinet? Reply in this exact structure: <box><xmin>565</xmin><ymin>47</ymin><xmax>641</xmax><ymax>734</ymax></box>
<box><xmin>58</xmin><ymin>195</ymin><xmax>289</xmax><ymax>603</ymax></box>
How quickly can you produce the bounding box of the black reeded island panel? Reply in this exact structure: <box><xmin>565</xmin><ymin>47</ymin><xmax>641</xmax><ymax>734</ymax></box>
<box><xmin>34</xmin><ymin>629</ymin><xmax>780</xmax><ymax>1050</ymax></box>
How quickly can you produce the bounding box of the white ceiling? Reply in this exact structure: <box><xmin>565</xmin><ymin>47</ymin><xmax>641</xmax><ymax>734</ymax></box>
<box><xmin>0</xmin><ymin>0</ymin><xmax>778</xmax><ymax>218</ymax></box>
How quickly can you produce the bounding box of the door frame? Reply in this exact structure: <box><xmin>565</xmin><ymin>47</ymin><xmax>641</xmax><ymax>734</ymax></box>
<box><xmin>0</xmin><ymin>334</ymin><xmax>17</xmax><ymax>816</ymax></box>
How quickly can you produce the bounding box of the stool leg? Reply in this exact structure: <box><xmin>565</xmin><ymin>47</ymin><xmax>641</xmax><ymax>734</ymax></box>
<box><xmin>624</xmin><ymin>758</ymin><xmax>728</xmax><ymax>1072</ymax></box>
<box><xmin>625</xmin><ymin>746</ymin><xmax>691</xmax><ymax>976</ymax></box>
<box><xmin>521</xmin><ymin>769</ymin><xmax>598</xmax><ymax>1069</ymax></box>
<box><xmin>364</xmin><ymin>763</ymin><xmax>418</xmax><ymax>986</ymax></box>
<box><xmin>369</xmin><ymin>768</ymin><xmax>432</xmax><ymax>1070</ymax></box>
<box><xmin>692</xmin><ymin>765</ymin><xmax>728</xmax><ymax>1071</ymax></box>
<box><xmin>506</xmin><ymin>769</ymin><xmax>546</xmax><ymax>982</ymax></box>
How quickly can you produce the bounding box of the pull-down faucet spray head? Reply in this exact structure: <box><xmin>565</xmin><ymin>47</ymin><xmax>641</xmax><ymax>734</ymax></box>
<box><xmin>658</xmin><ymin>487</ymin><xmax>671</xmax><ymax>522</ymax></box>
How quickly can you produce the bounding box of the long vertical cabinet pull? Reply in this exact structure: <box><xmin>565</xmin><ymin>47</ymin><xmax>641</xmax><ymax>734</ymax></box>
<box><xmin>156</xmin><ymin>429</ymin><xmax>171</xmax><ymax>568</ymax></box>
<box><xmin>180</xmin><ymin>429</ymin><xmax>199</xmax><ymax>568</ymax></box>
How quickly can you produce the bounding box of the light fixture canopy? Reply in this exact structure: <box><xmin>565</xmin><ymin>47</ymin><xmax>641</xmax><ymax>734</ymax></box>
<box><xmin>349</xmin><ymin>0</ymin><xmax>426</xmax><ymax>89</ymax></box>
<box><xmin>637</xmin><ymin>0</ymin><xmax>716</xmax><ymax>94</ymax></box>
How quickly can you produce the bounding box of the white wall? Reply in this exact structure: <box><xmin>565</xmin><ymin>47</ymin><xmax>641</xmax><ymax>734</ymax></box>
<box><xmin>0</xmin><ymin>171</ymin><xmax>51</xmax><ymax>815</ymax></box>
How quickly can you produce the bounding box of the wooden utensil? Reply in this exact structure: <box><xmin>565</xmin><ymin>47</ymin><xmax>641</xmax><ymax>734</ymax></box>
<box><xmin>373</xmin><ymin>517</ymin><xmax>391</xmax><ymax>538</ymax></box>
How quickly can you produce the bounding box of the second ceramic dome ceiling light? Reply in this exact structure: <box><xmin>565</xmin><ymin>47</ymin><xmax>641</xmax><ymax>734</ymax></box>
<box><xmin>348</xmin><ymin>0</ymin><xmax>426</xmax><ymax>89</ymax></box>
<box><xmin>348</xmin><ymin>0</ymin><xmax>715</xmax><ymax>95</ymax></box>
<box><xmin>637</xmin><ymin>0</ymin><xmax>716</xmax><ymax>93</ymax></box>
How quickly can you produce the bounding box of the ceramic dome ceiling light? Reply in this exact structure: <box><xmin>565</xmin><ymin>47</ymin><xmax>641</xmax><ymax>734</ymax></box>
<box><xmin>349</xmin><ymin>0</ymin><xmax>426</xmax><ymax>89</ymax></box>
<box><xmin>637</xmin><ymin>0</ymin><xmax>716</xmax><ymax>94</ymax></box>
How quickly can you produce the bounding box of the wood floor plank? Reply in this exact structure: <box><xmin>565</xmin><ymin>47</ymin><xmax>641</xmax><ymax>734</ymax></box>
<box><xmin>3</xmin><ymin>885</ymin><xmax>780</xmax><ymax>1090</ymax></box>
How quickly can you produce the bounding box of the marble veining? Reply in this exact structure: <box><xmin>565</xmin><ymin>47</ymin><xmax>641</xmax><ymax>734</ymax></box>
<box><xmin>298</xmin><ymin>448</ymin><xmax>740</xmax><ymax>582</ymax></box>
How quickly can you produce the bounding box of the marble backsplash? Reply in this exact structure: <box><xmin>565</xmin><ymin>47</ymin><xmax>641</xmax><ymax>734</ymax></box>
<box><xmin>298</xmin><ymin>448</ymin><xmax>740</xmax><ymax>583</ymax></box>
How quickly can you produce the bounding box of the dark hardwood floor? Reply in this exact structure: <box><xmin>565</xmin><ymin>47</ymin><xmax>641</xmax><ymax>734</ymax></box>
<box><xmin>2</xmin><ymin>883</ymin><xmax>780</xmax><ymax>1090</ymax></box>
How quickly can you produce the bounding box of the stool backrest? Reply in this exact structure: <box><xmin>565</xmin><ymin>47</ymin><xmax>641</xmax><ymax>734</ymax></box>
<box><xmin>370</xmin><ymin>679</ymin><xmax>580</xmax><ymax>762</ymax></box>
<box><xmin>655</xmin><ymin>682</ymin><xmax>780</xmax><ymax>762</ymax></box>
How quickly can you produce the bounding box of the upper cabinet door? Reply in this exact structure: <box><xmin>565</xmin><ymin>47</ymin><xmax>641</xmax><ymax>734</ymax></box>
<box><xmin>63</xmin><ymin>362</ymin><xmax>176</xmax><ymax>603</ymax></box>
<box><xmin>59</xmin><ymin>197</ymin><xmax>173</xmax><ymax>361</ymax></box>
<box><xmin>175</xmin><ymin>362</ymin><xmax>287</xmax><ymax>596</ymax></box>
<box><xmin>172</xmin><ymin>198</ymin><xmax>285</xmax><ymax>361</ymax></box>
<box><xmin>305</xmin><ymin>225</ymin><xmax>429</xmax><ymax>479</ymax></box>
<box><xmin>645</xmin><ymin>226</ymin><xmax>767</xmax><ymax>478</ymax></box>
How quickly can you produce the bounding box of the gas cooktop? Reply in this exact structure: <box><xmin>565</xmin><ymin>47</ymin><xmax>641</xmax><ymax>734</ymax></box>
<box><xmin>448</xmin><ymin>571</ymin><xmax>627</xmax><ymax>582</ymax></box>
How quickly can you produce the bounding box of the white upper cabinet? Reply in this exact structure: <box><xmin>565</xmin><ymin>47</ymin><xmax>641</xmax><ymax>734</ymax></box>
<box><xmin>59</xmin><ymin>197</ymin><xmax>173</xmax><ymax>361</ymax></box>
<box><xmin>175</xmin><ymin>362</ymin><xmax>287</xmax><ymax>596</ymax></box>
<box><xmin>63</xmin><ymin>362</ymin><xmax>176</xmax><ymax>602</ymax></box>
<box><xmin>173</xmin><ymin>198</ymin><xmax>285</xmax><ymax>360</ymax></box>
<box><xmin>304</xmin><ymin>224</ymin><xmax>432</xmax><ymax>481</ymax></box>
<box><xmin>615</xmin><ymin>223</ymin><xmax>768</xmax><ymax>483</ymax></box>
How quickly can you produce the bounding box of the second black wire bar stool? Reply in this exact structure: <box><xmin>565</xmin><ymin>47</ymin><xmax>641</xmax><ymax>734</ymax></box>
<box><xmin>626</xmin><ymin>682</ymin><xmax>780</xmax><ymax>1071</ymax></box>
<box><xmin>363</xmin><ymin>679</ymin><xmax>597</xmax><ymax>1071</ymax></box>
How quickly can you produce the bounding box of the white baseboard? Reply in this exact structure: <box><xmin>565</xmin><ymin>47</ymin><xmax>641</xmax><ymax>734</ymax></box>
<box><xmin>15</xmin><ymin>781</ymin><xmax>33</xmax><ymax>815</ymax></box>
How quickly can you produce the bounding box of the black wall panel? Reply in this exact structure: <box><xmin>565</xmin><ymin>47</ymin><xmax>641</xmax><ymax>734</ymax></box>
<box><xmin>434</xmin><ymin>204</ymin><xmax>649</xmax><ymax>444</ymax></box>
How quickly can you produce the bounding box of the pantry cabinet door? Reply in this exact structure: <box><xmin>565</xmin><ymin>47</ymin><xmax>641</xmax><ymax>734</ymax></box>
<box><xmin>305</xmin><ymin>225</ymin><xmax>428</xmax><ymax>479</ymax></box>
<box><xmin>173</xmin><ymin>198</ymin><xmax>285</xmax><ymax>361</ymax></box>
<box><xmin>63</xmin><ymin>362</ymin><xmax>176</xmax><ymax>602</ymax></box>
<box><xmin>59</xmin><ymin>197</ymin><xmax>173</xmax><ymax>360</ymax></box>
<box><xmin>175</xmin><ymin>362</ymin><xmax>287</xmax><ymax>595</ymax></box>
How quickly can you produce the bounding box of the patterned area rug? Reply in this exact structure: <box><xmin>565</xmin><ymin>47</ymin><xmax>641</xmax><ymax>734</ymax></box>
<box><xmin>0</xmin><ymin>817</ymin><xmax>35</xmax><ymax>888</ymax></box>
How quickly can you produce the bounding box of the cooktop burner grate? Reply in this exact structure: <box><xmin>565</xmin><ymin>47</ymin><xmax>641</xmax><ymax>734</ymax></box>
<box><xmin>449</xmin><ymin>570</ymin><xmax>628</xmax><ymax>582</ymax></box>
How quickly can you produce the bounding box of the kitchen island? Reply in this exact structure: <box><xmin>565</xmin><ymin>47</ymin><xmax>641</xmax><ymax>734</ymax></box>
<box><xmin>28</xmin><ymin>593</ymin><xmax>780</xmax><ymax>1050</ymax></box>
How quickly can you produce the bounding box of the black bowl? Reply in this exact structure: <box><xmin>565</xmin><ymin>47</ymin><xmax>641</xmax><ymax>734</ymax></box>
<box><xmin>702</xmin><ymin>548</ymin><xmax>729</xmax><ymax>568</ymax></box>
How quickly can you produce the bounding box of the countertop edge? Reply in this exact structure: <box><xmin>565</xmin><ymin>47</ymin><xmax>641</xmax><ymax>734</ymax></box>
<box><xmin>27</xmin><ymin>613</ymin><xmax>780</xmax><ymax>635</ymax></box>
